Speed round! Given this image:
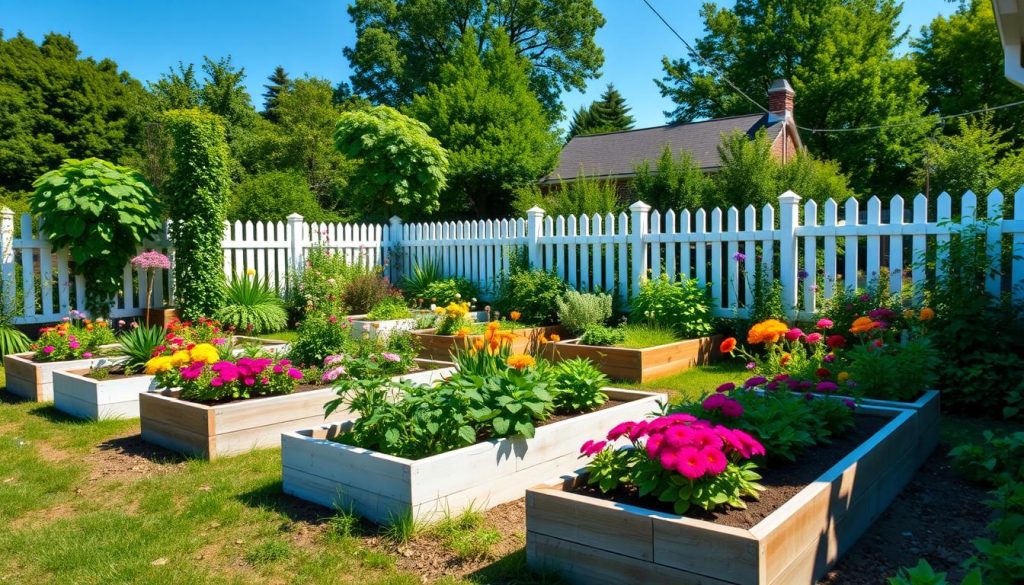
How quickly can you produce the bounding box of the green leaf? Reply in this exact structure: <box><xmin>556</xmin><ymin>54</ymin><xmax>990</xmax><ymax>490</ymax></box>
<box><xmin>492</xmin><ymin>416</ymin><xmax>510</xmax><ymax>435</ymax></box>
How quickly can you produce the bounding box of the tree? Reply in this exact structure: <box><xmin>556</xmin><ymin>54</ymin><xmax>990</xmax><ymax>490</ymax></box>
<box><xmin>512</xmin><ymin>175</ymin><xmax>622</xmax><ymax>218</ymax></box>
<box><xmin>333</xmin><ymin>105</ymin><xmax>448</xmax><ymax>219</ymax></box>
<box><xmin>630</xmin><ymin>146</ymin><xmax>714</xmax><ymax>212</ymax></box>
<box><xmin>198</xmin><ymin>56</ymin><xmax>256</xmax><ymax>132</ymax></box>
<box><xmin>656</xmin><ymin>0</ymin><xmax>931</xmax><ymax>195</ymax></box>
<box><xmin>150</xmin><ymin>62</ymin><xmax>201</xmax><ymax>110</ymax></box>
<box><xmin>567</xmin><ymin>83</ymin><xmax>636</xmax><ymax>139</ymax></box>
<box><xmin>913</xmin><ymin>0</ymin><xmax>1022</xmax><ymax>141</ymax></box>
<box><xmin>0</xmin><ymin>32</ymin><xmax>154</xmax><ymax>197</ymax></box>
<box><xmin>920</xmin><ymin>116</ymin><xmax>1020</xmax><ymax>196</ymax></box>
<box><xmin>228</xmin><ymin>171</ymin><xmax>340</xmax><ymax>223</ymax></box>
<box><xmin>262</xmin><ymin>65</ymin><xmax>291</xmax><ymax>122</ymax></box>
<box><xmin>344</xmin><ymin>0</ymin><xmax>606</xmax><ymax>119</ymax></box>
<box><xmin>406</xmin><ymin>29</ymin><xmax>559</xmax><ymax>218</ymax></box>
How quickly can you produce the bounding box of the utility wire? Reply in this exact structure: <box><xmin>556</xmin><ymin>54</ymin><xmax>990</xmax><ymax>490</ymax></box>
<box><xmin>640</xmin><ymin>0</ymin><xmax>1024</xmax><ymax>134</ymax></box>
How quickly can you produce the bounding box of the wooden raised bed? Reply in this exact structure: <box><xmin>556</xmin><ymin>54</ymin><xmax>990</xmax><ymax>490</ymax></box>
<box><xmin>411</xmin><ymin>324</ymin><xmax>568</xmax><ymax>361</ymax></box>
<box><xmin>281</xmin><ymin>388</ymin><xmax>664</xmax><ymax>524</ymax></box>
<box><xmin>4</xmin><ymin>348</ymin><xmax>125</xmax><ymax>402</ymax></box>
<box><xmin>53</xmin><ymin>368</ymin><xmax>159</xmax><ymax>421</ymax></box>
<box><xmin>525</xmin><ymin>402</ymin><xmax>923</xmax><ymax>585</ymax></box>
<box><xmin>542</xmin><ymin>335</ymin><xmax>722</xmax><ymax>382</ymax></box>
<box><xmin>348</xmin><ymin>310</ymin><xmax>487</xmax><ymax>340</ymax></box>
<box><xmin>139</xmin><ymin>362</ymin><xmax>454</xmax><ymax>460</ymax></box>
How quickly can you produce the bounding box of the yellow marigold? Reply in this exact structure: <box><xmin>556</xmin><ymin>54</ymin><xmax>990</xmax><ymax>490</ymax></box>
<box><xmin>246</xmin><ymin>268</ymin><xmax>256</xmax><ymax>277</ymax></box>
<box><xmin>550</xmin><ymin>334</ymin><xmax>561</xmax><ymax>342</ymax></box>
<box><xmin>144</xmin><ymin>356</ymin><xmax>175</xmax><ymax>375</ymax></box>
<box><xmin>170</xmin><ymin>350</ymin><xmax>193</xmax><ymax>366</ymax></box>
<box><xmin>189</xmin><ymin>343</ymin><xmax>220</xmax><ymax>364</ymax></box>
<box><xmin>746</xmin><ymin>319</ymin><xmax>790</xmax><ymax>344</ymax></box>
<box><xmin>838</xmin><ymin>372</ymin><xmax>850</xmax><ymax>383</ymax></box>
<box><xmin>506</xmin><ymin>354</ymin><xmax>536</xmax><ymax>370</ymax></box>
<box><xmin>445</xmin><ymin>302</ymin><xmax>469</xmax><ymax>318</ymax></box>
<box><xmin>919</xmin><ymin>307</ymin><xmax>935</xmax><ymax>321</ymax></box>
<box><xmin>849</xmin><ymin>316</ymin><xmax>879</xmax><ymax>335</ymax></box>
<box><xmin>455</xmin><ymin>327</ymin><xmax>472</xmax><ymax>338</ymax></box>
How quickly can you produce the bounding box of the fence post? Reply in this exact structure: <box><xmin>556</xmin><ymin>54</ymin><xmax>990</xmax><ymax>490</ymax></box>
<box><xmin>778</xmin><ymin>191</ymin><xmax>801</xmax><ymax>319</ymax></box>
<box><xmin>0</xmin><ymin>208</ymin><xmax>13</xmax><ymax>316</ymax></box>
<box><xmin>287</xmin><ymin>213</ymin><xmax>305</xmax><ymax>274</ymax></box>
<box><xmin>389</xmin><ymin>215</ymin><xmax>403</xmax><ymax>282</ymax></box>
<box><xmin>526</xmin><ymin>206</ymin><xmax>545</xmax><ymax>270</ymax></box>
<box><xmin>629</xmin><ymin>200</ymin><xmax>652</xmax><ymax>299</ymax></box>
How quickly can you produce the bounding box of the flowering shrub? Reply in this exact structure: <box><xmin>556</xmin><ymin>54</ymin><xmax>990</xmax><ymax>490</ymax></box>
<box><xmin>495</xmin><ymin>267</ymin><xmax>567</xmax><ymax>325</ymax></box>
<box><xmin>342</xmin><ymin>273</ymin><xmax>399</xmax><ymax>314</ymax></box>
<box><xmin>319</xmin><ymin>332</ymin><xmax>420</xmax><ymax>383</ymax></box>
<box><xmin>365</xmin><ymin>296</ymin><xmax>412</xmax><ymax>321</ymax></box>
<box><xmin>580</xmin><ymin>414</ymin><xmax>765</xmax><ymax>515</ymax></box>
<box><xmin>286</xmin><ymin>244</ymin><xmax>375</xmax><ymax>320</ymax></box>
<box><xmin>289</xmin><ymin>312</ymin><xmax>352</xmax><ymax>367</ymax></box>
<box><xmin>417</xmin><ymin>278</ymin><xmax>479</xmax><ymax>308</ymax></box>
<box><xmin>434</xmin><ymin>301</ymin><xmax>474</xmax><ymax>335</ymax></box>
<box><xmin>31</xmin><ymin>312</ymin><xmax>116</xmax><ymax>362</ymax></box>
<box><xmin>148</xmin><ymin>346</ymin><xmax>302</xmax><ymax>402</ymax></box>
<box><xmin>816</xmin><ymin>278</ymin><xmax>910</xmax><ymax>344</ymax></box>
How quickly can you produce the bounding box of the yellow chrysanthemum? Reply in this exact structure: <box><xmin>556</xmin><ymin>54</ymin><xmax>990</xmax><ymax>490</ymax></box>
<box><xmin>189</xmin><ymin>343</ymin><xmax>220</xmax><ymax>364</ymax></box>
<box><xmin>506</xmin><ymin>354</ymin><xmax>536</xmax><ymax>370</ymax></box>
<box><xmin>746</xmin><ymin>319</ymin><xmax>790</xmax><ymax>344</ymax></box>
<box><xmin>144</xmin><ymin>356</ymin><xmax>175</xmax><ymax>375</ymax></box>
<box><xmin>169</xmin><ymin>350</ymin><xmax>193</xmax><ymax>366</ymax></box>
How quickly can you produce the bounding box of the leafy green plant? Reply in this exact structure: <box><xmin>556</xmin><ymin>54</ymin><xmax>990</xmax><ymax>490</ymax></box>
<box><xmin>844</xmin><ymin>338</ymin><xmax>940</xmax><ymax>402</ymax></box>
<box><xmin>495</xmin><ymin>268</ymin><xmax>568</xmax><ymax>325</ymax></box>
<box><xmin>364</xmin><ymin>296</ymin><xmax>412</xmax><ymax>321</ymax></box>
<box><xmin>399</xmin><ymin>258</ymin><xmax>443</xmax><ymax>301</ymax></box>
<box><xmin>551</xmin><ymin>358</ymin><xmax>608</xmax><ymax>413</ymax></box>
<box><xmin>816</xmin><ymin>274</ymin><xmax>910</xmax><ymax>344</ymax></box>
<box><xmin>342</xmin><ymin>273</ymin><xmax>398</xmax><ymax>314</ymax></box>
<box><xmin>631</xmin><ymin>275</ymin><xmax>714</xmax><ymax>339</ymax></box>
<box><xmin>579</xmin><ymin>324</ymin><xmax>626</xmax><ymax>346</ymax></box>
<box><xmin>29</xmin><ymin>158</ymin><xmax>162</xmax><ymax>316</ymax></box>
<box><xmin>164</xmin><ymin>109</ymin><xmax>230</xmax><ymax>320</ymax></box>
<box><xmin>950</xmin><ymin>431</ymin><xmax>1024</xmax><ymax>487</ymax></box>
<box><xmin>287</xmin><ymin>244</ymin><xmax>374</xmax><ymax>320</ymax></box>
<box><xmin>419</xmin><ymin>278</ymin><xmax>479</xmax><ymax>308</ymax></box>
<box><xmin>556</xmin><ymin>291</ymin><xmax>612</xmax><ymax>336</ymax></box>
<box><xmin>966</xmin><ymin>481</ymin><xmax>1024</xmax><ymax>583</ymax></box>
<box><xmin>0</xmin><ymin>312</ymin><xmax>29</xmax><ymax>358</ymax></box>
<box><xmin>446</xmin><ymin>364</ymin><xmax>556</xmax><ymax>440</ymax></box>
<box><xmin>117</xmin><ymin>324</ymin><xmax>166</xmax><ymax>372</ymax></box>
<box><xmin>289</xmin><ymin>312</ymin><xmax>352</xmax><ymax>367</ymax></box>
<box><xmin>889</xmin><ymin>559</ymin><xmax>981</xmax><ymax>585</ymax></box>
<box><xmin>618</xmin><ymin>323</ymin><xmax>680</xmax><ymax>349</ymax></box>
<box><xmin>215</xmin><ymin>274</ymin><xmax>288</xmax><ymax>334</ymax></box>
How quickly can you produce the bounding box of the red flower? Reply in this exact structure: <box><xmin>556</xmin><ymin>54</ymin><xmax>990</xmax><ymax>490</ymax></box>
<box><xmin>826</xmin><ymin>335</ymin><xmax>846</xmax><ymax>349</ymax></box>
<box><xmin>719</xmin><ymin>337</ymin><xmax>737</xmax><ymax>354</ymax></box>
<box><xmin>816</xmin><ymin>367</ymin><xmax>832</xmax><ymax>379</ymax></box>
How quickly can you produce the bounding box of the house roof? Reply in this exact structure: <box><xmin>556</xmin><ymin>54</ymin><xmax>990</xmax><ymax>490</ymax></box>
<box><xmin>541</xmin><ymin>113</ymin><xmax>787</xmax><ymax>184</ymax></box>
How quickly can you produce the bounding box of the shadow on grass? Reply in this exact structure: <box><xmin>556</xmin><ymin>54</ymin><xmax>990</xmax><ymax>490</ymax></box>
<box><xmin>236</xmin><ymin>479</ymin><xmax>339</xmax><ymax>527</ymax></box>
<box><xmin>0</xmin><ymin>389</ymin><xmax>28</xmax><ymax>404</ymax></box>
<box><xmin>94</xmin><ymin>434</ymin><xmax>188</xmax><ymax>464</ymax></box>
<box><xmin>465</xmin><ymin>549</ymin><xmax>562</xmax><ymax>585</ymax></box>
<box><xmin>26</xmin><ymin>404</ymin><xmax>102</xmax><ymax>425</ymax></box>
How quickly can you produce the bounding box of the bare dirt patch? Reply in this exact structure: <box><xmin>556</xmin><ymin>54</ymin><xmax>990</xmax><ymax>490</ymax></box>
<box><xmin>84</xmin><ymin>434</ymin><xmax>188</xmax><ymax>482</ymax></box>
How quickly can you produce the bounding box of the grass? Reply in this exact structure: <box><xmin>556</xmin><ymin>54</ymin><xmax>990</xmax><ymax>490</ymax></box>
<box><xmin>623</xmin><ymin>358</ymin><xmax>749</xmax><ymax>404</ymax></box>
<box><xmin>430</xmin><ymin>508</ymin><xmax>503</xmax><ymax>561</ymax></box>
<box><xmin>614</xmin><ymin>323</ymin><xmax>680</xmax><ymax>349</ymax></box>
<box><xmin>255</xmin><ymin>329</ymin><xmax>298</xmax><ymax>343</ymax></box>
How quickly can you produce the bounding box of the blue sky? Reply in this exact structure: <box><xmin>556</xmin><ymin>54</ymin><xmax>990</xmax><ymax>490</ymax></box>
<box><xmin>2</xmin><ymin>0</ymin><xmax>957</xmax><ymax>130</ymax></box>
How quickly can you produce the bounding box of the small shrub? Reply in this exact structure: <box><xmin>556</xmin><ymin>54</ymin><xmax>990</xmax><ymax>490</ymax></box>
<box><xmin>365</xmin><ymin>296</ymin><xmax>412</xmax><ymax>321</ymax></box>
<box><xmin>419</xmin><ymin>278</ymin><xmax>479</xmax><ymax>308</ymax></box>
<box><xmin>434</xmin><ymin>302</ymin><xmax>474</xmax><ymax>335</ymax></box>
<box><xmin>551</xmin><ymin>358</ymin><xmax>608</xmax><ymax>413</ymax></box>
<box><xmin>495</xmin><ymin>269</ymin><xmax>568</xmax><ymax>325</ymax></box>
<box><xmin>844</xmin><ymin>337</ymin><xmax>939</xmax><ymax>402</ymax></box>
<box><xmin>889</xmin><ymin>559</ymin><xmax>980</xmax><ymax>585</ymax></box>
<box><xmin>86</xmin><ymin>366</ymin><xmax>111</xmax><ymax>381</ymax></box>
<box><xmin>343</xmin><ymin>273</ymin><xmax>398</xmax><ymax>314</ymax></box>
<box><xmin>631</xmin><ymin>276</ymin><xmax>714</xmax><ymax>339</ymax></box>
<box><xmin>289</xmin><ymin>312</ymin><xmax>352</xmax><ymax>367</ymax></box>
<box><xmin>287</xmin><ymin>244</ymin><xmax>374</xmax><ymax>320</ymax></box>
<box><xmin>215</xmin><ymin>273</ymin><xmax>288</xmax><ymax>334</ymax></box>
<box><xmin>556</xmin><ymin>291</ymin><xmax>612</xmax><ymax>336</ymax></box>
<box><xmin>579</xmin><ymin>324</ymin><xmax>626</xmax><ymax>347</ymax></box>
<box><xmin>117</xmin><ymin>324</ymin><xmax>166</xmax><ymax>372</ymax></box>
<box><xmin>950</xmin><ymin>431</ymin><xmax>1024</xmax><ymax>487</ymax></box>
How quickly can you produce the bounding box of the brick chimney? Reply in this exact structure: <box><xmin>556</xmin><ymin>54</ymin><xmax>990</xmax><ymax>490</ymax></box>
<box><xmin>767</xmin><ymin>78</ymin><xmax>794</xmax><ymax>123</ymax></box>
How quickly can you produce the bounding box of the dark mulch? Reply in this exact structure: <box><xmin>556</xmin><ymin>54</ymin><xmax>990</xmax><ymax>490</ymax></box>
<box><xmin>572</xmin><ymin>414</ymin><xmax>891</xmax><ymax>529</ymax></box>
<box><xmin>817</xmin><ymin>445</ymin><xmax>992</xmax><ymax>584</ymax></box>
<box><xmin>540</xmin><ymin>398</ymin><xmax>628</xmax><ymax>428</ymax></box>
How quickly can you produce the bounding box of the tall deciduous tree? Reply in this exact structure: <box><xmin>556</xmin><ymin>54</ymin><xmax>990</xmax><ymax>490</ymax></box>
<box><xmin>630</xmin><ymin>146</ymin><xmax>714</xmax><ymax>212</ymax></box>
<box><xmin>407</xmin><ymin>29</ymin><xmax>559</xmax><ymax>218</ymax></box>
<box><xmin>262</xmin><ymin>65</ymin><xmax>291</xmax><ymax>122</ymax></box>
<box><xmin>920</xmin><ymin>116</ymin><xmax>1024</xmax><ymax>196</ymax></box>
<box><xmin>913</xmin><ymin>0</ymin><xmax>1022</xmax><ymax>141</ymax></box>
<box><xmin>656</xmin><ymin>0</ymin><xmax>931</xmax><ymax>195</ymax></box>
<box><xmin>344</xmin><ymin>0</ymin><xmax>606</xmax><ymax>119</ymax></box>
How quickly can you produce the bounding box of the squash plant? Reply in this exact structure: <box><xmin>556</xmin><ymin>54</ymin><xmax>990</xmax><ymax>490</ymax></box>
<box><xmin>30</xmin><ymin>158</ymin><xmax>162</xmax><ymax>316</ymax></box>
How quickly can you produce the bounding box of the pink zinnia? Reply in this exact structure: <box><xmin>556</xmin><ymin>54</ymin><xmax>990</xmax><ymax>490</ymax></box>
<box><xmin>817</xmin><ymin>381</ymin><xmax>839</xmax><ymax>393</ymax></box>
<box><xmin>211</xmin><ymin>361</ymin><xmax>239</xmax><ymax>382</ymax></box>
<box><xmin>82</xmin><ymin>352</ymin><xmax>93</xmax><ymax>358</ymax></box>
<box><xmin>645</xmin><ymin>433</ymin><xmax>664</xmax><ymax>457</ymax></box>
<box><xmin>69</xmin><ymin>341</ymin><xmax>80</xmax><ymax>349</ymax></box>
<box><xmin>701</xmin><ymin>447</ymin><xmax>729</xmax><ymax>475</ymax></box>
<box><xmin>382</xmin><ymin>352</ymin><xmax>401</xmax><ymax>362</ymax></box>
<box><xmin>702</xmin><ymin>393</ymin><xmax>727</xmax><ymax>410</ymax></box>
<box><xmin>663</xmin><ymin>424</ymin><xmax>694</xmax><ymax>448</ymax></box>
<box><xmin>579</xmin><ymin>439</ymin><xmax>607</xmax><ymax>457</ymax></box>
<box><xmin>273</xmin><ymin>364</ymin><xmax>283</xmax><ymax>374</ymax></box>
<box><xmin>675</xmin><ymin>447</ymin><xmax>707</xmax><ymax>480</ymax></box>
<box><xmin>42</xmin><ymin>345</ymin><xmax>55</xmax><ymax>354</ymax></box>
<box><xmin>785</xmin><ymin>328</ymin><xmax>804</xmax><ymax>341</ymax></box>
<box><xmin>805</xmin><ymin>333</ymin><xmax>823</xmax><ymax>344</ymax></box>
<box><xmin>628</xmin><ymin>420</ymin><xmax>650</xmax><ymax>441</ymax></box>
<box><xmin>816</xmin><ymin>318</ymin><xmax>833</xmax><ymax>330</ymax></box>
<box><xmin>658</xmin><ymin>450</ymin><xmax>678</xmax><ymax>472</ymax></box>
<box><xmin>286</xmin><ymin>368</ymin><xmax>303</xmax><ymax>380</ymax></box>
<box><xmin>691</xmin><ymin>428</ymin><xmax>724</xmax><ymax>450</ymax></box>
<box><xmin>606</xmin><ymin>421</ymin><xmax>635</xmax><ymax>441</ymax></box>
<box><xmin>734</xmin><ymin>429</ymin><xmax>766</xmax><ymax>457</ymax></box>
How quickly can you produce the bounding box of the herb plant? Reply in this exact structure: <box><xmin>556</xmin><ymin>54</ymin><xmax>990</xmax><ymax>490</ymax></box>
<box><xmin>419</xmin><ymin>278</ymin><xmax>479</xmax><ymax>308</ymax></box>
<box><xmin>495</xmin><ymin>268</ymin><xmax>567</xmax><ymax>325</ymax></box>
<box><xmin>630</xmin><ymin>275</ymin><xmax>714</xmax><ymax>339</ymax></box>
<box><xmin>579</xmin><ymin>324</ymin><xmax>626</xmax><ymax>346</ymax></box>
<box><xmin>365</xmin><ymin>296</ymin><xmax>413</xmax><ymax>321</ymax></box>
<box><xmin>555</xmin><ymin>291</ymin><xmax>612</xmax><ymax>336</ymax></box>
<box><xmin>343</xmin><ymin>273</ymin><xmax>399</xmax><ymax>314</ymax></box>
<box><xmin>551</xmin><ymin>358</ymin><xmax>608</xmax><ymax>413</ymax></box>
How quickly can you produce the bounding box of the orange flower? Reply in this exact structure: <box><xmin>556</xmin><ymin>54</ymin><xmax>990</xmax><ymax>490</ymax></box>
<box><xmin>849</xmin><ymin>316</ymin><xmax>879</xmax><ymax>335</ymax></box>
<box><xmin>86</xmin><ymin>324</ymin><xmax>94</xmax><ymax>331</ymax></box>
<box><xmin>919</xmin><ymin>307</ymin><xmax>935</xmax><ymax>321</ymax></box>
<box><xmin>455</xmin><ymin>327</ymin><xmax>472</xmax><ymax>337</ymax></box>
<box><xmin>780</xmin><ymin>353</ymin><xmax>791</xmax><ymax>366</ymax></box>
<box><xmin>746</xmin><ymin>319</ymin><xmax>790</xmax><ymax>344</ymax></box>
<box><xmin>509</xmin><ymin>311</ymin><xmax>521</xmax><ymax>322</ymax></box>
<box><xmin>538</xmin><ymin>334</ymin><xmax>549</xmax><ymax>344</ymax></box>
<box><xmin>487</xmin><ymin>321</ymin><xmax>500</xmax><ymax>330</ymax></box>
<box><xmin>549</xmin><ymin>334</ymin><xmax>561</xmax><ymax>342</ymax></box>
<box><xmin>506</xmin><ymin>354</ymin><xmax>536</xmax><ymax>370</ymax></box>
<box><xmin>488</xmin><ymin>338</ymin><xmax>500</xmax><ymax>354</ymax></box>
<box><xmin>719</xmin><ymin>337</ymin><xmax>737</xmax><ymax>354</ymax></box>
<box><xmin>473</xmin><ymin>339</ymin><xmax>485</xmax><ymax>351</ymax></box>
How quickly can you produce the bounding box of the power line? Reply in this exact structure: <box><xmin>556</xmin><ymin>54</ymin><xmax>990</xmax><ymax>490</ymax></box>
<box><xmin>639</xmin><ymin>0</ymin><xmax>1024</xmax><ymax>135</ymax></box>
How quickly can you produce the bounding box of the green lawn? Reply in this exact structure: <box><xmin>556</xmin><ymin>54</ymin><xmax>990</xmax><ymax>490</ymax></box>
<box><xmin>624</xmin><ymin>359</ymin><xmax>749</xmax><ymax>404</ymax></box>
<box><xmin>256</xmin><ymin>329</ymin><xmax>298</xmax><ymax>343</ymax></box>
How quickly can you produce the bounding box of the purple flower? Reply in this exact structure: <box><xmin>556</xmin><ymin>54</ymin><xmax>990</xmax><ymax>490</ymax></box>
<box><xmin>843</xmin><ymin>399</ymin><xmax>856</xmax><ymax>410</ymax></box>
<box><xmin>130</xmin><ymin>250</ymin><xmax>171</xmax><ymax>271</ymax></box>
<box><xmin>823</xmin><ymin>354</ymin><xmax>836</xmax><ymax>363</ymax></box>
<box><xmin>715</xmin><ymin>382</ymin><xmax>735</xmax><ymax>393</ymax></box>
<box><xmin>743</xmin><ymin>376</ymin><xmax>767</xmax><ymax>388</ymax></box>
<box><xmin>816</xmin><ymin>381</ymin><xmax>839</xmax><ymax>393</ymax></box>
<box><xmin>745</xmin><ymin>361</ymin><xmax>756</xmax><ymax>370</ymax></box>
<box><xmin>180</xmin><ymin>362</ymin><xmax>206</xmax><ymax>380</ymax></box>
<box><xmin>733</xmin><ymin>252</ymin><xmax>747</xmax><ymax>262</ymax></box>
<box><xmin>798</xmin><ymin>270</ymin><xmax>809</xmax><ymax>279</ymax></box>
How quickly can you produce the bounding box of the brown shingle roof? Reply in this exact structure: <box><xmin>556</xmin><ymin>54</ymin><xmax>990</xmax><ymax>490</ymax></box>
<box><xmin>542</xmin><ymin>113</ymin><xmax>781</xmax><ymax>184</ymax></box>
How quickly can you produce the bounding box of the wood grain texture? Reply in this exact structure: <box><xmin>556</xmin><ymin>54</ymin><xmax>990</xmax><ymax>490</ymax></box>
<box><xmin>542</xmin><ymin>335</ymin><xmax>722</xmax><ymax>382</ymax></box>
<box><xmin>52</xmin><ymin>369</ymin><xmax>158</xmax><ymax>420</ymax></box>
<box><xmin>525</xmin><ymin>403</ymin><xmax>922</xmax><ymax>585</ymax></box>
<box><xmin>3</xmin><ymin>350</ymin><xmax>126</xmax><ymax>402</ymax></box>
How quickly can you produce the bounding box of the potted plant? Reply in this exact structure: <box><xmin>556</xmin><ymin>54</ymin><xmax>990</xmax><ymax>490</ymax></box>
<box><xmin>131</xmin><ymin>250</ymin><xmax>175</xmax><ymax>327</ymax></box>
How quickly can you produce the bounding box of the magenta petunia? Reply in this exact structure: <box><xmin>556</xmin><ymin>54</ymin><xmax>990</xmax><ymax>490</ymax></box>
<box><xmin>701</xmin><ymin>447</ymin><xmax>729</xmax><ymax>475</ymax></box>
<box><xmin>286</xmin><ymin>368</ymin><xmax>303</xmax><ymax>380</ymax></box>
<box><xmin>702</xmin><ymin>393</ymin><xmax>727</xmax><ymax>410</ymax></box>
<box><xmin>743</xmin><ymin>376</ymin><xmax>767</xmax><ymax>389</ymax></box>
<box><xmin>715</xmin><ymin>382</ymin><xmax>736</xmax><ymax>393</ymax></box>
<box><xmin>675</xmin><ymin>447</ymin><xmax>707</xmax><ymax>480</ymax></box>
<box><xmin>816</xmin><ymin>381</ymin><xmax>839</xmax><ymax>393</ymax></box>
<box><xmin>628</xmin><ymin>420</ymin><xmax>650</xmax><ymax>441</ymax></box>
<box><xmin>212</xmin><ymin>361</ymin><xmax>239</xmax><ymax>382</ymax></box>
<box><xmin>579</xmin><ymin>439</ymin><xmax>607</xmax><ymax>457</ymax></box>
<box><xmin>663</xmin><ymin>424</ymin><xmax>694</xmax><ymax>448</ymax></box>
<box><xmin>180</xmin><ymin>362</ymin><xmax>206</xmax><ymax>380</ymax></box>
<box><xmin>805</xmin><ymin>333</ymin><xmax>823</xmax><ymax>344</ymax></box>
<box><xmin>606</xmin><ymin>421</ymin><xmax>635</xmax><ymax>441</ymax></box>
<box><xmin>645</xmin><ymin>433</ymin><xmax>664</xmax><ymax>458</ymax></box>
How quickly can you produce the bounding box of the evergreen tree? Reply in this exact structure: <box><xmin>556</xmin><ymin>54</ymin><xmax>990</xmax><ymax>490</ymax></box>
<box><xmin>656</xmin><ymin>0</ymin><xmax>931</xmax><ymax>195</ymax></box>
<box><xmin>589</xmin><ymin>83</ymin><xmax>634</xmax><ymax>132</ymax></box>
<box><xmin>407</xmin><ymin>28</ymin><xmax>560</xmax><ymax>218</ymax></box>
<box><xmin>567</xmin><ymin>106</ymin><xmax>599</xmax><ymax>140</ymax></box>
<box><xmin>262</xmin><ymin>65</ymin><xmax>290</xmax><ymax>122</ymax></box>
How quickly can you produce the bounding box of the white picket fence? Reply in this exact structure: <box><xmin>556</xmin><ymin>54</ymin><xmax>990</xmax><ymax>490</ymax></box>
<box><xmin>3</xmin><ymin>188</ymin><xmax>1023</xmax><ymax>325</ymax></box>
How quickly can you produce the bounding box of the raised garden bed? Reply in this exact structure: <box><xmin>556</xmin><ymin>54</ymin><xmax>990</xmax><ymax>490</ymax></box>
<box><xmin>542</xmin><ymin>335</ymin><xmax>722</xmax><ymax>382</ymax></box>
<box><xmin>4</xmin><ymin>347</ymin><xmax>125</xmax><ymax>402</ymax></box>
<box><xmin>348</xmin><ymin>311</ymin><xmax>487</xmax><ymax>340</ymax></box>
<box><xmin>281</xmin><ymin>388</ymin><xmax>664</xmax><ymax>524</ymax></box>
<box><xmin>139</xmin><ymin>361</ymin><xmax>454</xmax><ymax>459</ymax></box>
<box><xmin>525</xmin><ymin>401</ymin><xmax>924</xmax><ymax>585</ymax></box>
<box><xmin>411</xmin><ymin>325</ymin><xmax>568</xmax><ymax>361</ymax></box>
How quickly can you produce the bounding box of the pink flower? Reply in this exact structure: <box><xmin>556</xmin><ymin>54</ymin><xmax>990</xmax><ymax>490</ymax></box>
<box><xmin>42</xmin><ymin>345</ymin><xmax>54</xmax><ymax>354</ymax></box>
<box><xmin>606</xmin><ymin>421</ymin><xmax>635</xmax><ymax>441</ymax></box>
<box><xmin>131</xmin><ymin>322</ymin><xmax>139</xmax><ymax>329</ymax></box>
<box><xmin>743</xmin><ymin>376</ymin><xmax>767</xmax><ymax>389</ymax></box>
<box><xmin>328</xmin><ymin>315</ymin><xmax>337</xmax><ymax>324</ymax></box>
<box><xmin>720</xmin><ymin>399</ymin><xmax>744</xmax><ymax>418</ymax></box>
<box><xmin>785</xmin><ymin>328</ymin><xmax>804</xmax><ymax>341</ymax></box>
<box><xmin>658</xmin><ymin>450</ymin><xmax>678</xmax><ymax>472</ymax></box>
<box><xmin>701</xmin><ymin>447</ymin><xmax>728</xmax><ymax>475</ymax></box>
<box><xmin>180</xmin><ymin>362</ymin><xmax>206</xmax><ymax>380</ymax></box>
<box><xmin>746</xmin><ymin>361</ymin><xmax>756</xmax><ymax>370</ymax></box>
<box><xmin>211</xmin><ymin>361</ymin><xmax>239</xmax><ymax>382</ymax></box>
<box><xmin>287</xmin><ymin>368</ymin><xmax>302</xmax><ymax>380</ymax></box>
<box><xmin>579</xmin><ymin>439</ymin><xmax>607</xmax><ymax>457</ymax></box>
<box><xmin>702</xmin><ymin>393</ymin><xmax>727</xmax><ymax>410</ymax></box>
<box><xmin>645</xmin><ymin>433</ymin><xmax>664</xmax><ymax>457</ymax></box>
<box><xmin>675</xmin><ymin>447</ymin><xmax>707</xmax><ymax>480</ymax></box>
<box><xmin>690</xmin><ymin>428</ymin><xmax>723</xmax><ymax>450</ymax></box>
<box><xmin>823</xmin><ymin>354</ymin><xmax>836</xmax><ymax>363</ymax></box>
<box><xmin>82</xmin><ymin>352</ymin><xmax>93</xmax><ymax>358</ymax></box>
<box><xmin>212</xmin><ymin>337</ymin><xmax>227</xmax><ymax>346</ymax></box>
<box><xmin>715</xmin><ymin>382</ymin><xmax>735</xmax><ymax>393</ymax></box>
<box><xmin>628</xmin><ymin>420</ymin><xmax>650</xmax><ymax>441</ymax></box>
<box><xmin>732</xmin><ymin>429</ymin><xmax>765</xmax><ymax>457</ymax></box>
<box><xmin>323</xmin><ymin>355</ymin><xmax>345</xmax><ymax>366</ymax></box>
<box><xmin>805</xmin><ymin>333</ymin><xmax>823</xmax><ymax>344</ymax></box>
<box><xmin>69</xmin><ymin>341</ymin><xmax>80</xmax><ymax>349</ymax></box>
<box><xmin>210</xmin><ymin>377</ymin><xmax>224</xmax><ymax>387</ymax></box>
<box><xmin>118</xmin><ymin>320</ymin><xmax>126</xmax><ymax>327</ymax></box>
<box><xmin>816</xmin><ymin>381</ymin><xmax>839</xmax><ymax>393</ymax></box>
<box><xmin>381</xmin><ymin>352</ymin><xmax>401</xmax><ymax>362</ymax></box>
<box><xmin>273</xmin><ymin>364</ymin><xmax>283</xmax><ymax>374</ymax></box>
<box><xmin>663</xmin><ymin>425</ymin><xmax>694</xmax><ymax>448</ymax></box>
<box><xmin>843</xmin><ymin>398</ymin><xmax>856</xmax><ymax>410</ymax></box>
<box><xmin>321</xmin><ymin>366</ymin><xmax>346</xmax><ymax>383</ymax></box>
<box><xmin>130</xmin><ymin>250</ymin><xmax>171</xmax><ymax>270</ymax></box>
<box><xmin>243</xmin><ymin>376</ymin><xmax>256</xmax><ymax>386</ymax></box>
<box><xmin>816</xmin><ymin>318</ymin><xmax>834</xmax><ymax>330</ymax></box>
